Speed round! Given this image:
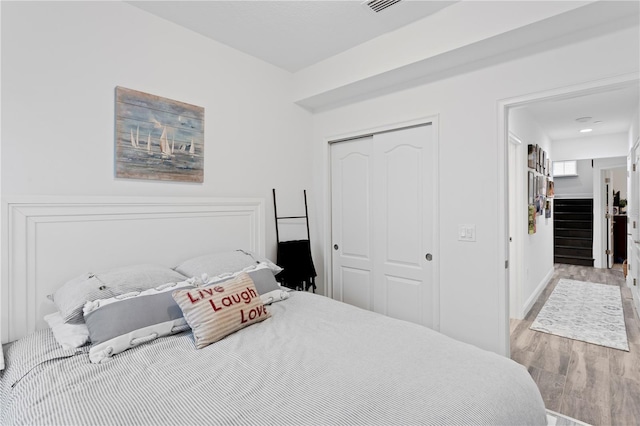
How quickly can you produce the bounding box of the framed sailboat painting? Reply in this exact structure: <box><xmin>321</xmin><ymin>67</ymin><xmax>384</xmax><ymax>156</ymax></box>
<box><xmin>115</xmin><ymin>87</ymin><xmax>204</xmax><ymax>182</ymax></box>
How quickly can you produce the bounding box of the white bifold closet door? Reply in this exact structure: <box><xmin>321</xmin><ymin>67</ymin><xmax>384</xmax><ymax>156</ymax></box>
<box><xmin>330</xmin><ymin>124</ymin><xmax>436</xmax><ymax>329</ymax></box>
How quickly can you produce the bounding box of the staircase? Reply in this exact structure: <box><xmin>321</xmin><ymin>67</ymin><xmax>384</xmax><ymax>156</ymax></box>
<box><xmin>554</xmin><ymin>198</ymin><xmax>594</xmax><ymax>266</ymax></box>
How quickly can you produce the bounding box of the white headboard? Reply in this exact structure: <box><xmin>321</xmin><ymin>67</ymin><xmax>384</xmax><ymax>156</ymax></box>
<box><xmin>1</xmin><ymin>196</ymin><xmax>264</xmax><ymax>343</ymax></box>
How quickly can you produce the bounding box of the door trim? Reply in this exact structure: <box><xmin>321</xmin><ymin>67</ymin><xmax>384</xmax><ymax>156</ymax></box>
<box><xmin>325</xmin><ymin>115</ymin><xmax>441</xmax><ymax>330</ymax></box>
<box><xmin>498</xmin><ymin>72</ymin><xmax>640</xmax><ymax>357</ymax></box>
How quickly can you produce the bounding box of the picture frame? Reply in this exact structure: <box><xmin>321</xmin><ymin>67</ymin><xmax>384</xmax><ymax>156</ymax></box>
<box><xmin>115</xmin><ymin>86</ymin><xmax>205</xmax><ymax>182</ymax></box>
<box><xmin>546</xmin><ymin>158</ymin><xmax>550</xmax><ymax>176</ymax></box>
<box><xmin>535</xmin><ymin>175</ymin><xmax>543</xmax><ymax>196</ymax></box>
<box><xmin>528</xmin><ymin>204</ymin><xmax>536</xmax><ymax>234</ymax></box>
<box><xmin>535</xmin><ymin>195</ymin><xmax>544</xmax><ymax>215</ymax></box>
<box><xmin>528</xmin><ymin>171</ymin><xmax>535</xmax><ymax>204</ymax></box>
<box><xmin>528</xmin><ymin>145</ymin><xmax>536</xmax><ymax>169</ymax></box>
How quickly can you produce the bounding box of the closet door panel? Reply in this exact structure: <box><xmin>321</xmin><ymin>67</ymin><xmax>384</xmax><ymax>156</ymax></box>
<box><xmin>385</xmin><ymin>275</ymin><xmax>421</xmax><ymax>324</ymax></box>
<box><xmin>331</xmin><ymin>138</ymin><xmax>373</xmax><ymax>308</ymax></box>
<box><xmin>373</xmin><ymin>125</ymin><xmax>435</xmax><ymax>328</ymax></box>
<box><xmin>385</xmin><ymin>144</ymin><xmax>422</xmax><ymax>267</ymax></box>
<box><xmin>341</xmin><ymin>267</ymin><xmax>372</xmax><ymax>311</ymax></box>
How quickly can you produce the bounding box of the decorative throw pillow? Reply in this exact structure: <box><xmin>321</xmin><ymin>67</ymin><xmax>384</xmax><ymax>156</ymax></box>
<box><xmin>173</xmin><ymin>272</ymin><xmax>271</xmax><ymax>349</ymax></box>
<box><xmin>83</xmin><ymin>278</ymin><xmax>198</xmax><ymax>364</ymax></box>
<box><xmin>50</xmin><ymin>264</ymin><xmax>188</xmax><ymax>324</ymax></box>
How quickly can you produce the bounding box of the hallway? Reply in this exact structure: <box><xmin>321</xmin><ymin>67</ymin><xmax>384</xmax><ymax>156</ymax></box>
<box><xmin>510</xmin><ymin>264</ymin><xmax>640</xmax><ymax>425</ymax></box>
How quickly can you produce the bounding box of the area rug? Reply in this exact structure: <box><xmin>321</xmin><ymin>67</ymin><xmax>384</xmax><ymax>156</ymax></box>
<box><xmin>530</xmin><ymin>279</ymin><xmax>629</xmax><ymax>351</ymax></box>
<box><xmin>546</xmin><ymin>409</ymin><xmax>592</xmax><ymax>426</ymax></box>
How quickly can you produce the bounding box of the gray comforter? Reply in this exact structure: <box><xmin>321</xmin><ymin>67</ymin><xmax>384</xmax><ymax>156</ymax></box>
<box><xmin>1</xmin><ymin>292</ymin><xmax>546</xmax><ymax>425</ymax></box>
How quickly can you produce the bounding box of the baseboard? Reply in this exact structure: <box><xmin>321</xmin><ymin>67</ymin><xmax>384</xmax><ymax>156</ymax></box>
<box><xmin>631</xmin><ymin>286</ymin><xmax>640</xmax><ymax>321</ymax></box>
<box><xmin>522</xmin><ymin>267</ymin><xmax>554</xmax><ymax>318</ymax></box>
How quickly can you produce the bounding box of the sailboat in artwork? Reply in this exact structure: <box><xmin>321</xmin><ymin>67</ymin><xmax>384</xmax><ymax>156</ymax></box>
<box><xmin>130</xmin><ymin>128</ymin><xmax>138</xmax><ymax>148</ymax></box>
<box><xmin>129</xmin><ymin>126</ymin><xmax>143</xmax><ymax>148</ymax></box>
<box><xmin>147</xmin><ymin>132</ymin><xmax>152</xmax><ymax>153</ymax></box>
<box><xmin>171</xmin><ymin>135</ymin><xmax>175</xmax><ymax>154</ymax></box>
<box><xmin>159</xmin><ymin>126</ymin><xmax>172</xmax><ymax>157</ymax></box>
<box><xmin>189</xmin><ymin>139</ymin><xmax>195</xmax><ymax>155</ymax></box>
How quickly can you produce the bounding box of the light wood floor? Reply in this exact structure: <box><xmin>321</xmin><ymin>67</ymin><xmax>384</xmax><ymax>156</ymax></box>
<box><xmin>510</xmin><ymin>264</ymin><xmax>640</xmax><ymax>426</ymax></box>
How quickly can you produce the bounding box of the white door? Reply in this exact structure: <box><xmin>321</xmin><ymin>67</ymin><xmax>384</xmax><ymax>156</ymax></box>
<box><xmin>330</xmin><ymin>136</ymin><xmax>374</xmax><ymax>312</ymax></box>
<box><xmin>331</xmin><ymin>125</ymin><xmax>437</xmax><ymax>329</ymax></box>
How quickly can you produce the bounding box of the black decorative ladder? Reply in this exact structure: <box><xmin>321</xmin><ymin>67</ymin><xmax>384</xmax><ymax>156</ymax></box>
<box><xmin>272</xmin><ymin>189</ymin><xmax>316</xmax><ymax>292</ymax></box>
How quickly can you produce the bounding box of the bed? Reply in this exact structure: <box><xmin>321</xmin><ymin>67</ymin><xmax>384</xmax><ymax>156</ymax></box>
<box><xmin>0</xmin><ymin>197</ymin><xmax>547</xmax><ymax>425</ymax></box>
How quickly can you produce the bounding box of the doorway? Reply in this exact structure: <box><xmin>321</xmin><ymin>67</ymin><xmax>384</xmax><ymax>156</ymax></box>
<box><xmin>604</xmin><ymin>165</ymin><xmax>628</xmax><ymax>269</ymax></box>
<box><xmin>499</xmin><ymin>74</ymin><xmax>639</xmax><ymax>355</ymax></box>
<box><xmin>501</xmin><ymin>75</ymin><xmax>639</xmax><ymax>424</ymax></box>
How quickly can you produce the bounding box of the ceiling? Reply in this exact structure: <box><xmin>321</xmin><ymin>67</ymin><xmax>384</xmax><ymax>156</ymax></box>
<box><xmin>128</xmin><ymin>0</ymin><xmax>456</xmax><ymax>72</ymax></box>
<box><xmin>520</xmin><ymin>84</ymin><xmax>640</xmax><ymax>141</ymax></box>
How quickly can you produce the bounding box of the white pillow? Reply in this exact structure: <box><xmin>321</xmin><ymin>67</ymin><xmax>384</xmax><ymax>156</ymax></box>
<box><xmin>44</xmin><ymin>312</ymin><xmax>90</xmax><ymax>350</ymax></box>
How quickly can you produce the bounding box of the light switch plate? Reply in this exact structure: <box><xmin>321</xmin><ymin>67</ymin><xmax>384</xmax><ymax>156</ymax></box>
<box><xmin>458</xmin><ymin>224</ymin><xmax>476</xmax><ymax>242</ymax></box>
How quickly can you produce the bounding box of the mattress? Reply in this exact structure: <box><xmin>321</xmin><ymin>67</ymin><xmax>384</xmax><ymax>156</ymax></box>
<box><xmin>0</xmin><ymin>292</ymin><xmax>546</xmax><ymax>425</ymax></box>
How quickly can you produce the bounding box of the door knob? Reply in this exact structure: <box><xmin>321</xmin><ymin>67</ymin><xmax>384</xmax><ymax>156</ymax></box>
<box><xmin>425</xmin><ymin>253</ymin><xmax>433</xmax><ymax>261</ymax></box>
<box><xmin>334</xmin><ymin>244</ymin><xmax>339</xmax><ymax>250</ymax></box>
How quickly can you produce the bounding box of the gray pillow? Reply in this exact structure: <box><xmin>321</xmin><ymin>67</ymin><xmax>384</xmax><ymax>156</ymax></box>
<box><xmin>84</xmin><ymin>283</ymin><xmax>191</xmax><ymax>346</ymax></box>
<box><xmin>51</xmin><ymin>264</ymin><xmax>188</xmax><ymax>324</ymax></box>
<box><xmin>174</xmin><ymin>250</ymin><xmax>259</xmax><ymax>278</ymax></box>
<box><xmin>243</xmin><ymin>267</ymin><xmax>280</xmax><ymax>295</ymax></box>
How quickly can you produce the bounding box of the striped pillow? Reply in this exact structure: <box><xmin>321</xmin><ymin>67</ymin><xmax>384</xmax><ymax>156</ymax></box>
<box><xmin>51</xmin><ymin>264</ymin><xmax>188</xmax><ymax>324</ymax></box>
<box><xmin>173</xmin><ymin>272</ymin><xmax>271</xmax><ymax>349</ymax></box>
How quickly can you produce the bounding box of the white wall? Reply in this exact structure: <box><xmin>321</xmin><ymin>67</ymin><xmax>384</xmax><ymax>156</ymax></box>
<box><xmin>311</xmin><ymin>24</ymin><xmax>639</xmax><ymax>354</ymax></box>
<box><xmin>508</xmin><ymin>108</ymin><xmax>554</xmax><ymax>319</ymax></box>
<box><xmin>1</xmin><ymin>2</ymin><xmax>313</xmax><ymax>264</ymax></box>
<box><xmin>630</xmin><ymin>107</ymin><xmax>640</xmax><ymax>151</ymax></box>
<box><xmin>554</xmin><ymin>159</ymin><xmax>595</xmax><ymax>198</ymax></box>
<box><xmin>612</xmin><ymin>168</ymin><xmax>628</xmax><ymax>201</ymax></box>
<box><xmin>552</xmin><ymin>133</ymin><xmax>629</xmax><ymax>161</ymax></box>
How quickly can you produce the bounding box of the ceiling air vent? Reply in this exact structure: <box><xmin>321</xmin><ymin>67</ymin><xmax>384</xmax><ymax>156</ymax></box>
<box><xmin>363</xmin><ymin>0</ymin><xmax>402</xmax><ymax>13</ymax></box>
